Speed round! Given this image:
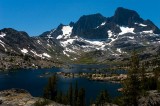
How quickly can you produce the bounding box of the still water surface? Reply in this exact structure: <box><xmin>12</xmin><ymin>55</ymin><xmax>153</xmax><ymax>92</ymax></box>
<box><xmin>0</xmin><ymin>65</ymin><xmax>122</xmax><ymax>105</ymax></box>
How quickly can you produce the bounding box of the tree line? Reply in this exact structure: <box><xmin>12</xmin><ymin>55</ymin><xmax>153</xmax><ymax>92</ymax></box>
<box><xmin>114</xmin><ymin>51</ymin><xmax>160</xmax><ymax>106</ymax></box>
<box><xmin>42</xmin><ymin>74</ymin><xmax>111</xmax><ymax>106</ymax></box>
<box><xmin>43</xmin><ymin>75</ymin><xmax>85</xmax><ymax>106</ymax></box>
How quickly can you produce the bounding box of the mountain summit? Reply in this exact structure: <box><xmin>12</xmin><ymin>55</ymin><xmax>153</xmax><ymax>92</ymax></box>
<box><xmin>72</xmin><ymin>13</ymin><xmax>107</xmax><ymax>39</ymax></box>
<box><xmin>41</xmin><ymin>7</ymin><xmax>160</xmax><ymax>40</ymax></box>
<box><xmin>38</xmin><ymin>7</ymin><xmax>160</xmax><ymax>61</ymax></box>
<box><xmin>111</xmin><ymin>7</ymin><xmax>143</xmax><ymax>26</ymax></box>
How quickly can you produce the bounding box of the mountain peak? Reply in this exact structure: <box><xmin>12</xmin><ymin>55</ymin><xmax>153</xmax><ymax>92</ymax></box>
<box><xmin>81</xmin><ymin>13</ymin><xmax>103</xmax><ymax>18</ymax></box>
<box><xmin>72</xmin><ymin>13</ymin><xmax>107</xmax><ymax>39</ymax></box>
<box><xmin>112</xmin><ymin>7</ymin><xmax>143</xmax><ymax>26</ymax></box>
<box><xmin>0</xmin><ymin>28</ymin><xmax>30</xmax><ymax>37</ymax></box>
<box><xmin>114</xmin><ymin>7</ymin><xmax>140</xmax><ymax>18</ymax></box>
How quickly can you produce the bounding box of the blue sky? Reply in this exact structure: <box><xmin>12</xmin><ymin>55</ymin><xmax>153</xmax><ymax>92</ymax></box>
<box><xmin>0</xmin><ymin>0</ymin><xmax>160</xmax><ymax>36</ymax></box>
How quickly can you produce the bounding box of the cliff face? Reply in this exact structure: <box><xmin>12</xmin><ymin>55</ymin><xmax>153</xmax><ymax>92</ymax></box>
<box><xmin>0</xmin><ymin>89</ymin><xmax>67</xmax><ymax>106</ymax></box>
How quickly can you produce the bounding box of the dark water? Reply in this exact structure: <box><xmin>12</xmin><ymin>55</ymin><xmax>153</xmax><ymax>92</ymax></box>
<box><xmin>0</xmin><ymin>65</ymin><xmax>122</xmax><ymax>105</ymax></box>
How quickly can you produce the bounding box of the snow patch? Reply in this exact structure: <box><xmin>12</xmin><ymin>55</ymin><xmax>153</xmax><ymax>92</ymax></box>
<box><xmin>84</xmin><ymin>40</ymin><xmax>104</xmax><ymax>46</ymax></box>
<box><xmin>128</xmin><ymin>36</ymin><xmax>134</xmax><ymax>40</ymax></box>
<box><xmin>37</xmin><ymin>40</ymin><xmax>42</xmax><ymax>45</ymax></box>
<box><xmin>101</xmin><ymin>22</ymin><xmax>106</xmax><ymax>26</ymax></box>
<box><xmin>96</xmin><ymin>22</ymin><xmax>106</xmax><ymax>28</ymax></box>
<box><xmin>57</xmin><ymin>26</ymin><xmax>73</xmax><ymax>39</ymax></box>
<box><xmin>139</xmin><ymin>23</ymin><xmax>147</xmax><ymax>27</ymax></box>
<box><xmin>47</xmin><ymin>35</ymin><xmax>53</xmax><ymax>39</ymax></box>
<box><xmin>142</xmin><ymin>30</ymin><xmax>153</xmax><ymax>34</ymax></box>
<box><xmin>21</xmin><ymin>48</ymin><xmax>28</xmax><ymax>54</ymax></box>
<box><xmin>42</xmin><ymin>53</ymin><xmax>51</xmax><ymax>58</ymax></box>
<box><xmin>71</xmin><ymin>58</ymin><xmax>77</xmax><ymax>61</ymax></box>
<box><xmin>56</xmin><ymin>35</ymin><xmax>63</xmax><ymax>39</ymax></box>
<box><xmin>31</xmin><ymin>50</ymin><xmax>42</xmax><ymax>58</ymax></box>
<box><xmin>62</xmin><ymin>26</ymin><xmax>73</xmax><ymax>35</ymax></box>
<box><xmin>0</xmin><ymin>33</ymin><xmax>6</xmax><ymax>38</ymax></box>
<box><xmin>0</xmin><ymin>40</ymin><xmax>7</xmax><ymax>51</ymax></box>
<box><xmin>108</xmin><ymin>30</ymin><xmax>113</xmax><ymax>38</ymax></box>
<box><xmin>119</xmin><ymin>27</ymin><xmax>135</xmax><ymax>35</ymax></box>
<box><xmin>117</xmin><ymin>48</ymin><xmax>122</xmax><ymax>53</ymax></box>
<box><xmin>47</xmin><ymin>44</ymin><xmax>51</xmax><ymax>47</ymax></box>
<box><xmin>65</xmin><ymin>48</ymin><xmax>76</xmax><ymax>53</ymax></box>
<box><xmin>60</xmin><ymin>39</ymin><xmax>75</xmax><ymax>47</ymax></box>
<box><xmin>31</xmin><ymin>51</ymin><xmax>51</xmax><ymax>58</ymax></box>
<box><xmin>63</xmin><ymin>51</ymin><xmax>70</xmax><ymax>57</ymax></box>
<box><xmin>135</xmin><ymin>23</ymin><xmax>147</xmax><ymax>27</ymax></box>
<box><xmin>107</xmin><ymin>30</ymin><xmax>118</xmax><ymax>45</ymax></box>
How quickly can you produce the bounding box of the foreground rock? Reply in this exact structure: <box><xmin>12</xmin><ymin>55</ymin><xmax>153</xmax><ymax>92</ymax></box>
<box><xmin>0</xmin><ymin>88</ymin><xmax>67</xmax><ymax>106</ymax></box>
<box><xmin>138</xmin><ymin>90</ymin><xmax>160</xmax><ymax>106</ymax></box>
<box><xmin>91</xmin><ymin>103</ymin><xmax>118</xmax><ymax>106</ymax></box>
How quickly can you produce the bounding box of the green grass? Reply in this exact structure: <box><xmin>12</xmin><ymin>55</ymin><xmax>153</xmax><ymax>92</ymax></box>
<box><xmin>75</xmin><ymin>56</ymin><xmax>96</xmax><ymax>64</ymax></box>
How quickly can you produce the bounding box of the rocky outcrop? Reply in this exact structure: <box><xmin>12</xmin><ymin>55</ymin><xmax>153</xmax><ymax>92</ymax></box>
<box><xmin>138</xmin><ymin>90</ymin><xmax>160</xmax><ymax>106</ymax></box>
<box><xmin>0</xmin><ymin>89</ymin><xmax>67</xmax><ymax>106</ymax></box>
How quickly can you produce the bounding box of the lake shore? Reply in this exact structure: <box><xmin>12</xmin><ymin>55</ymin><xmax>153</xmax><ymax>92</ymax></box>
<box><xmin>0</xmin><ymin>88</ymin><xmax>68</xmax><ymax>106</ymax></box>
<box><xmin>56</xmin><ymin>72</ymin><xmax>127</xmax><ymax>84</ymax></box>
<box><xmin>0</xmin><ymin>55</ymin><xmax>63</xmax><ymax>71</ymax></box>
<box><xmin>0</xmin><ymin>67</ymin><xmax>122</xmax><ymax>106</ymax></box>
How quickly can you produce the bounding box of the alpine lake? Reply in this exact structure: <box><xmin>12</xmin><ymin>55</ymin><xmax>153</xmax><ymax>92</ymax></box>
<box><xmin>0</xmin><ymin>64</ymin><xmax>123</xmax><ymax>105</ymax></box>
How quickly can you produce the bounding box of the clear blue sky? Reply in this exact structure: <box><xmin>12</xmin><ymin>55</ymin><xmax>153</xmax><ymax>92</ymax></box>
<box><xmin>0</xmin><ymin>0</ymin><xmax>160</xmax><ymax>36</ymax></box>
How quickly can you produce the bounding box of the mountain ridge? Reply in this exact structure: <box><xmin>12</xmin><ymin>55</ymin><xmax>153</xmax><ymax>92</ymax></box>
<box><xmin>0</xmin><ymin>7</ymin><xmax>160</xmax><ymax>67</ymax></box>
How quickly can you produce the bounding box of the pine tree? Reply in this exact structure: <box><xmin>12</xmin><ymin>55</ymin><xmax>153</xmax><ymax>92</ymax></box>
<box><xmin>43</xmin><ymin>74</ymin><xmax>58</xmax><ymax>100</ymax></box>
<box><xmin>154</xmin><ymin>58</ymin><xmax>160</xmax><ymax>92</ymax></box>
<box><xmin>56</xmin><ymin>91</ymin><xmax>62</xmax><ymax>103</ymax></box>
<box><xmin>77</xmin><ymin>88</ymin><xmax>85</xmax><ymax>106</ymax></box>
<box><xmin>68</xmin><ymin>83</ymin><xmax>73</xmax><ymax>105</ymax></box>
<box><xmin>90</xmin><ymin>98</ymin><xmax>94</xmax><ymax>106</ymax></box>
<box><xmin>140</xmin><ymin>63</ymin><xmax>147</xmax><ymax>95</ymax></box>
<box><xmin>95</xmin><ymin>90</ymin><xmax>110</xmax><ymax>106</ymax></box>
<box><xmin>123</xmin><ymin>51</ymin><xmax>141</xmax><ymax>106</ymax></box>
<box><xmin>61</xmin><ymin>93</ymin><xmax>69</xmax><ymax>105</ymax></box>
<box><xmin>74</xmin><ymin>81</ymin><xmax>78</xmax><ymax>106</ymax></box>
<box><xmin>43</xmin><ymin>86</ymin><xmax>50</xmax><ymax>99</ymax></box>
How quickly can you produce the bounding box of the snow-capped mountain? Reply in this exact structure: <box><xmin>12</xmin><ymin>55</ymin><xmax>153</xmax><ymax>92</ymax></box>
<box><xmin>0</xmin><ymin>28</ymin><xmax>64</xmax><ymax>60</ymax></box>
<box><xmin>0</xmin><ymin>7</ymin><xmax>160</xmax><ymax>63</ymax></box>
<box><xmin>40</xmin><ymin>7</ymin><xmax>160</xmax><ymax>61</ymax></box>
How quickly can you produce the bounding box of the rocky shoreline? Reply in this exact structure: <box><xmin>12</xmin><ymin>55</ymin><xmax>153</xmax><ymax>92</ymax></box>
<box><xmin>0</xmin><ymin>55</ymin><xmax>63</xmax><ymax>71</ymax></box>
<box><xmin>57</xmin><ymin>72</ymin><xmax>127</xmax><ymax>83</ymax></box>
<box><xmin>0</xmin><ymin>88</ymin><xmax>68</xmax><ymax>106</ymax></box>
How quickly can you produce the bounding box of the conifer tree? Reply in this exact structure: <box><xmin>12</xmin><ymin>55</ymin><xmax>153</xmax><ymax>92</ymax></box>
<box><xmin>56</xmin><ymin>91</ymin><xmax>62</xmax><ymax>103</ymax></box>
<box><xmin>140</xmin><ymin>63</ymin><xmax>147</xmax><ymax>95</ymax></box>
<box><xmin>123</xmin><ymin>51</ymin><xmax>141</xmax><ymax>106</ymax></box>
<box><xmin>68</xmin><ymin>83</ymin><xmax>73</xmax><ymax>105</ymax></box>
<box><xmin>74</xmin><ymin>81</ymin><xmax>78</xmax><ymax>106</ymax></box>
<box><xmin>95</xmin><ymin>90</ymin><xmax>110</xmax><ymax>106</ymax></box>
<box><xmin>77</xmin><ymin>88</ymin><xmax>85</xmax><ymax>106</ymax></box>
<box><xmin>43</xmin><ymin>74</ymin><xmax>58</xmax><ymax>100</ymax></box>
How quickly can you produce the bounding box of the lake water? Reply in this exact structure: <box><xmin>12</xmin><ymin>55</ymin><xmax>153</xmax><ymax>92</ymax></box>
<box><xmin>0</xmin><ymin>65</ymin><xmax>122</xmax><ymax>105</ymax></box>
